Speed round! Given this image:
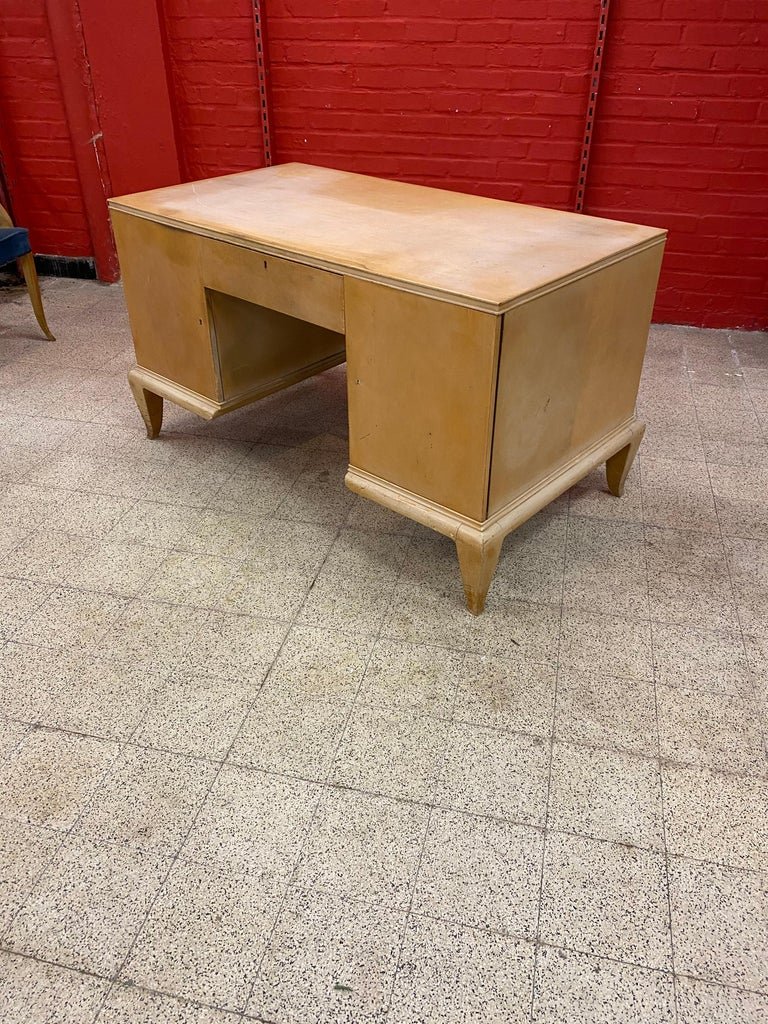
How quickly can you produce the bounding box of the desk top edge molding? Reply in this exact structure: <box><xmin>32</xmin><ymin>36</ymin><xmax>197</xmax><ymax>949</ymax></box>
<box><xmin>107</xmin><ymin>202</ymin><xmax>666</xmax><ymax>315</ymax></box>
<box><xmin>108</xmin><ymin>162</ymin><xmax>667</xmax><ymax>316</ymax></box>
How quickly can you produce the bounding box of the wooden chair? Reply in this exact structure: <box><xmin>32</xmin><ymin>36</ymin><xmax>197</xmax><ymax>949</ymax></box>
<box><xmin>0</xmin><ymin>202</ymin><xmax>55</xmax><ymax>340</ymax></box>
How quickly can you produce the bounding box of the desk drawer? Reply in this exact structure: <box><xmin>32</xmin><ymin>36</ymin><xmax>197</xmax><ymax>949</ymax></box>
<box><xmin>200</xmin><ymin>237</ymin><xmax>344</xmax><ymax>333</ymax></box>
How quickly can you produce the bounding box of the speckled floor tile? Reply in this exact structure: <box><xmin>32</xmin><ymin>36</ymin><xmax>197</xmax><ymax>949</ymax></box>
<box><xmin>239</xmin><ymin>517</ymin><xmax>337</xmax><ymax>576</ymax></box>
<box><xmin>42</xmin><ymin>491</ymin><xmax>136</xmax><ymax>540</ymax></box>
<box><xmin>66</xmin><ymin>540</ymin><xmax>160</xmax><ymax>597</ymax></box>
<box><xmin>645</xmin><ymin>525</ymin><xmax>728</xmax><ymax>578</ymax></box>
<box><xmin>229</xmin><ymin>691</ymin><xmax>349</xmax><ymax>780</ymax></box>
<box><xmin>744</xmin><ymin>633</ymin><xmax>768</xmax><ymax>702</ymax></box>
<box><xmin>219</xmin><ymin>553</ymin><xmax>316</xmax><ymax>621</ymax></box>
<box><xmin>259</xmin><ymin>624</ymin><xmax>374</xmax><ymax>703</ymax></box>
<box><xmin>292</xmin><ymin>788</ymin><xmax>429</xmax><ymax>910</ymax></box>
<box><xmin>0</xmin><ymin>577</ymin><xmax>55</xmax><ymax>640</ymax></box>
<box><xmin>656</xmin><ymin>685</ymin><xmax>765</xmax><ymax>774</ymax></box>
<box><xmin>0</xmin><ymin>820</ymin><xmax>61</xmax><ymax>933</ymax></box>
<box><xmin>494</xmin><ymin>509</ymin><xmax>567</xmax><ymax>578</ymax></box>
<box><xmin>76</xmin><ymin>746</ymin><xmax>217</xmax><ymax>855</ymax></box>
<box><xmin>217</xmin><ymin>520</ymin><xmax>335</xmax><ymax>614</ymax></box>
<box><xmin>663</xmin><ymin>764</ymin><xmax>768</xmax><ymax>871</ymax></box>
<box><xmin>182</xmin><ymin>612</ymin><xmax>287</xmax><ymax>684</ymax></box>
<box><xmin>648</xmin><ymin>570</ymin><xmax>739</xmax><ymax>631</ymax></box>
<box><xmin>436</xmin><ymin>723</ymin><xmax>549</xmax><ymax>825</ymax></box>
<box><xmin>568</xmin><ymin>516</ymin><xmax>647</xmax><ymax>568</ymax></box>
<box><xmin>3</xmin><ymin>530</ymin><xmax>93</xmax><ymax>585</ymax></box>
<box><xmin>669</xmin><ymin>856</ymin><xmax>768</xmax><ymax>992</ymax></box>
<box><xmin>5</xmin><ymin>835</ymin><xmax>169</xmax><ymax>976</ymax></box>
<box><xmin>499</xmin><ymin>561</ymin><xmax>565</xmax><ymax>606</ymax></box>
<box><xmin>132</xmin><ymin>673</ymin><xmax>258</xmax><ymax>760</ymax></box>
<box><xmin>554</xmin><ymin>669</ymin><xmax>658</xmax><ymax>756</ymax></box>
<box><xmin>559</xmin><ymin>610</ymin><xmax>653</xmax><ymax>680</ymax></box>
<box><xmin>357</xmin><ymin>638</ymin><xmax>462</xmax><ymax>718</ymax></box>
<box><xmin>97</xmin><ymin>600</ymin><xmax>209</xmax><ymax>673</ymax></box>
<box><xmin>567</xmin><ymin>463</ymin><xmax>644</xmax><ymax>522</ymax></box>
<box><xmin>0</xmin><ymin>483</ymin><xmax>65</xmax><ymax>532</ymax></box>
<box><xmin>97</xmin><ymin>983</ymin><xmax>241</xmax><ymax>1023</ymax></box>
<box><xmin>0</xmin><ymin>728</ymin><xmax>119</xmax><ymax>830</ymax></box>
<box><xmin>452</xmin><ymin>654</ymin><xmax>556</xmax><ymax>737</ymax></box>
<box><xmin>37</xmin><ymin>653</ymin><xmax>162</xmax><ymax>741</ymax></box>
<box><xmin>675</xmin><ymin>975</ymin><xmax>768</xmax><ymax>1024</ymax></box>
<box><xmin>0</xmin><ymin>641</ymin><xmax>76</xmax><ymax>721</ymax></box>
<box><xmin>389</xmin><ymin>915</ymin><xmax>535</xmax><ymax>1024</ymax></box>
<box><xmin>532</xmin><ymin>946</ymin><xmax>675</xmax><ymax>1023</ymax></box>
<box><xmin>710</xmin><ymin>465</ymin><xmax>768</xmax><ymax>541</ymax></box>
<box><xmin>731</xmin><ymin>583</ymin><xmax>768</xmax><ymax>637</ymax></box>
<box><xmin>331</xmin><ymin>705</ymin><xmax>450</xmax><ymax>802</ymax></box>
<box><xmin>248</xmin><ymin>887</ymin><xmax>406</xmax><ymax>1024</ymax></box>
<box><xmin>539</xmin><ymin>832</ymin><xmax>672</xmax><ymax>970</ymax></box>
<box><xmin>182</xmin><ymin>764</ymin><xmax>318</xmax><ymax>880</ymax></box>
<box><xmin>107</xmin><ymin>500</ymin><xmax>200</xmax><ymax>549</ymax></box>
<box><xmin>145</xmin><ymin>552</ymin><xmax>240</xmax><ymax>609</ymax></box>
<box><xmin>641</xmin><ymin>458</ymin><xmax>720</xmax><ymax>533</ymax></box>
<box><xmin>0</xmin><ymin>718</ymin><xmax>28</xmax><ymax>758</ymax></box>
<box><xmin>383</xmin><ymin>585</ymin><xmax>562</xmax><ymax>662</ymax></box>
<box><xmin>1</xmin><ymin>289</ymin><xmax>765</xmax><ymax>1021</ymax></box>
<box><xmin>12</xmin><ymin>587</ymin><xmax>129</xmax><ymax>650</ymax></box>
<box><xmin>563</xmin><ymin>563</ymin><xmax>650</xmax><ymax>618</ymax></box>
<box><xmin>274</xmin><ymin>454</ymin><xmax>357</xmax><ymax>526</ymax></box>
<box><xmin>412</xmin><ymin>808</ymin><xmax>543</xmax><ymax>938</ymax></box>
<box><xmin>0</xmin><ymin>950</ymin><xmax>109</xmax><ymax>1024</ymax></box>
<box><xmin>0</xmin><ymin>524</ymin><xmax>29</xmax><ymax>558</ymax></box>
<box><xmin>208</xmin><ymin>446</ymin><xmax>314</xmax><ymax>517</ymax></box>
<box><xmin>298</xmin><ymin>567</ymin><xmax>401</xmax><ymax>638</ymax></box>
<box><xmin>177</xmin><ymin>508</ymin><xmax>263</xmax><ymax>559</ymax></box>
<box><xmin>121</xmin><ymin>857</ymin><xmax>279</xmax><ymax>1011</ymax></box>
<box><xmin>549</xmin><ymin>742</ymin><xmax>664</xmax><ymax>849</ymax></box>
<box><xmin>651</xmin><ymin>623</ymin><xmax>752</xmax><ymax>696</ymax></box>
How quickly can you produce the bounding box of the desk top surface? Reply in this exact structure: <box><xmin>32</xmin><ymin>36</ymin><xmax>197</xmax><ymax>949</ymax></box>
<box><xmin>110</xmin><ymin>163</ymin><xmax>666</xmax><ymax>312</ymax></box>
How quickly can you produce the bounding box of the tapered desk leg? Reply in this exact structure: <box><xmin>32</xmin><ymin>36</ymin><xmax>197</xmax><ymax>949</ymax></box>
<box><xmin>18</xmin><ymin>253</ymin><xmax>55</xmax><ymax>341</ymax></box>
<box><xmin>606</xmin><ymin>422</ymin><xmax>645</xmax><ymax>497</ymax></box>
<box><xmin>128</xmin><ymin>370</ymin><xmax>163</xmax><ymax>438</ymax></box>
<box><xmin>455</xmin><ymin>528</ymin><xmax>503</xmax><ymax>616</ymax></box>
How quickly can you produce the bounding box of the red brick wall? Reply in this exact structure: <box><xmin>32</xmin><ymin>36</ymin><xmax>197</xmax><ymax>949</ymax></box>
<box><xmin>0</xmin><ymin>0</ymin><xmax>92</xmax><ymax>257</ymax></box>
<box><xmin>1</xmin><ymin>1</ymin><xmax>765</xmax><ymax>328</ymax></box>
<box><xmin>586</xmin><ymin>0</ymin><xmax>767</xmax><ymax>328</ymax></box>
<box><xmin>160</xmin><ymin>0</ymin><xmax>266</xmax><ymax>180</ymax></box>
<box><xmin>266</xmin><ymin>0</ymin><xmax>597</xmax><ymax>209</ymax></box>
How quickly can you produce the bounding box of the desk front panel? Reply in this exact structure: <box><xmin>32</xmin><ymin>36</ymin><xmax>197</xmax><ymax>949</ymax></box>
<box><xmin>345</xmin><ymin>278</ymin><xmax>500</xmax><ymax>523</ymax></box>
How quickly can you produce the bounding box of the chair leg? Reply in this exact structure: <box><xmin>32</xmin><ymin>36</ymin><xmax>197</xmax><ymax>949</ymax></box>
<box><xmin>17</xmin><ymin>253</ymin><xmax>55</xmax><ymax>341</ymax></box>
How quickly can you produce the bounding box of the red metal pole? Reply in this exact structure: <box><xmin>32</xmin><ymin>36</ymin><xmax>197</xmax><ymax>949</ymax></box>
<box><xmin>45</xmin><ymin>0</ymin><xmax>118</xmax><ymax>281</ymax></box>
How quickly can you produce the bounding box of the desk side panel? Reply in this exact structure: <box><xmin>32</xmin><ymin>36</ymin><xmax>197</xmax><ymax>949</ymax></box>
<box><xmin>345</xmin><ymin>279</ymin><xmax>500</xmax><ymax>523</ymax></box>
<box><xmin>111</xmin><ymin>211</ymin><xmax>219</xmax><ymax>400</ymax></box>
<box><xmin>488</xmin><ymin>242</ymin><xmax>664</xmax><ymax>515</ymax></box>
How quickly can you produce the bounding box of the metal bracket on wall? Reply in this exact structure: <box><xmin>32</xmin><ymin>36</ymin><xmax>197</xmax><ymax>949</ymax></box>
<box><xmin>252</xmin><ymin>1</ymin><xmax>274</xmax><ymax>166</ymax></box>
<box><xmin>575</xmin><ymin>0</ymin><xmax>612</xmax><ymax>213</ymax></box>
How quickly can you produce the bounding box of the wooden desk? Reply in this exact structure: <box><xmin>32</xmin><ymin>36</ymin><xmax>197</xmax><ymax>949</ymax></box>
<box><xmin>109</xmin><ymin>163</ymin><xmax>665</xmax><ymax>614</ymax></box>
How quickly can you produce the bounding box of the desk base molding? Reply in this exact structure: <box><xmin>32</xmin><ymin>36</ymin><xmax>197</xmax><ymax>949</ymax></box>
<box><xmin>128</xmin><ymin>351</ymin><xmax>346</xmax><ymax>438</ymax></box>
<box><xmin>346</xmin><ymin>416</ymin><xmax>644</xmax><ymax>614</ymax></box>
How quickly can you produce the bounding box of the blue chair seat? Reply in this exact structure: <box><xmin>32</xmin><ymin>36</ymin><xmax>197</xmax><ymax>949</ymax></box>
<box><xmin>0</xmin><ymin>226</ymin><xmax>32</xmax><ymax>267</ymax></box>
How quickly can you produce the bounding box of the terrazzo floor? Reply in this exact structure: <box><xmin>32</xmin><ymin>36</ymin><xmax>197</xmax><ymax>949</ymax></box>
<box><xmin>0</xmin><ymin>277</ymin><xmax>766</xmax><ymax>1023</ymax></box>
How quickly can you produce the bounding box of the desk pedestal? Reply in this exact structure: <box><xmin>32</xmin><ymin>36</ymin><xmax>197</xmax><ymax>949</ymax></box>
<box><xmin>114</xmin><ymin>208</ymin><xmax>661</xmax><ymax>615</ymax></box>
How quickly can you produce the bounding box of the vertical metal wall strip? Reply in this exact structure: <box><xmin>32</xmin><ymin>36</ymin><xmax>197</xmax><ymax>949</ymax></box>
<box><xmin>252</xmin><ymin>1</ymin><xmax>274</xmax><ymax>166</ymax></box>
<box><xmin>575</xmin><ymin>0</ymin><xmax>612</xmax><ymax>213</ymax></box>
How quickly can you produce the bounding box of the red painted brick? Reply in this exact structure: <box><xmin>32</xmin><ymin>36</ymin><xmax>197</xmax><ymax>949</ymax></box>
<box><xmin>1</xmin><ymin>0</ymin><xmax>764</xmax><ymax>327</ymax></box>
